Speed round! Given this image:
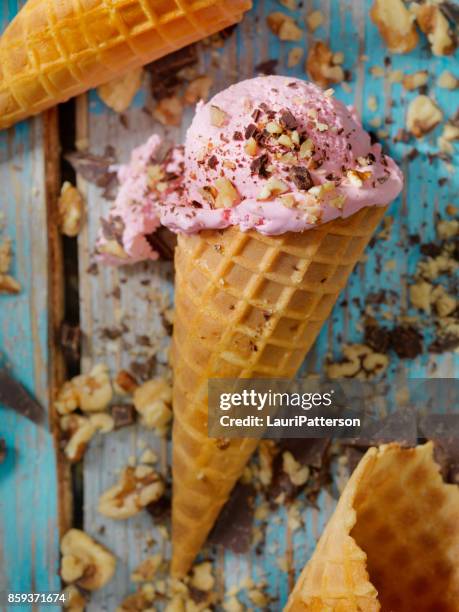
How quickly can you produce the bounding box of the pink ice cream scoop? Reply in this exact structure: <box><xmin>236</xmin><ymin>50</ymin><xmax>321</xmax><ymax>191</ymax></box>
<box><xmin>98</xmin><ymin>76</ymin><xmax>402</xmax><ymax>263</ymax></box>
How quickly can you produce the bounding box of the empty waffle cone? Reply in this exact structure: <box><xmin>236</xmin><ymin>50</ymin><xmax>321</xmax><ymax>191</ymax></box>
<box><xmin>0</xmin><ymin>0</ymin><xmax>251</xmax><ymax>129</ymax></box>
<box><xmin>171</xmin><ymin>205</ymin><xmax>387</xmax><ymax>577</ymax></box>
<box><xmin>284</xmin><ymin>442</ymin><xmax>459</xmax><ymax>612</ymax></box>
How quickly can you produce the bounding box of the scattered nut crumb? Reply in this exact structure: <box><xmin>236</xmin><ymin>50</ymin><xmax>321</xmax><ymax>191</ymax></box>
<box><xmin>306</xmin><ymin>41</ymin><xmax>345</xmax><ymax>88</ymax></box>
<box><xmin>370</xmin><ymin>0</ymin><xmax>418</xmax><ymax>53</ymax></box>
<box><xmin>62</xmin><ymin>585</ymin><xmax>86</xmax><ymax>612</ymax></box>
<box><xmin>133</xmin><ymin>377</ymin><xmax>172</xmax><ymax>435</ymax></box>
<box><xmin>58</xmin><ymin>182</ymin><xmax>84</xmax><ymax>237</ymax></box>
<box><xmin>306</xmin><ymin>10</ymin><xmax>324</xmax><ymax>32</ymax></box>
<box><xmin>184</xmin><ymin>76</ymin><xmax>213</xmax><ymax>105</ymax></box>
<box><xmin>406</xmin><ymin>95</ymin><xmax>443</xmax><ymax>137</ymax></box>
<box><xmin>412</xmin><ymin>2</ymin><xmax>455</xmax><ymax>56</ymax></box>
<box><xmin>287</xmin><ymin>46</ymin><xmax>304</xmax><ymax>68</ymax></box>
<box><xmin>214</xmin><ymin>177</ymin><xmax>240</xmax><ymax>208</ymax></box>
<box><xmin>97</xmin><ymin>67</ymin><xmax>143</xmax><ymax>113</ymax></box>
<box><xmin>140</xmin><ymin>448</ymin><xmax>158</xmax><ymax>465</ymax></box>
<box><xmin>0</xmin><ymin>274</ymin><xmax>20</xmax><ymax>294</ymax></box>
<box><xmin>267</xmin><ymin>12</ymin><xmax>303</xmax><ymax>41</ymax></box>
<box><xmin>60</xmin><ymin>529</ymin><xmax>116</xmax><ymax>591</ymax></box>
<box><xmin>131</xmin><ymin>554</ymin><xmax>162</xmax><ymax>582</ymax></box>
<box><xmin>402</xmin><ymin>70</ymin><xmax>429</xmax><ymax>91</ymax></box>
<box><xmin>327</xmin><ymin>344</ymin><xmax>389</xmax><ymax>379</ymax></box>
<box><xmin>153</xmin><ymin>96</ymin><xmax>184</xmax><ymax>126</ymax></box>
<box><xmin>190</xmin><ymin>561</ymin><xmax>215</xmax><ymax>592</ymax></box>
<box><xmin>283</xmin><ymin>451</ymin><xmax>310</xmax><ymax>486</ymax></box>
<box><xmin>210</xmin><ymin>105</ymin><xmax>228</xmax><ymax>127</ymax></box>
<box><xmin>437</xmin><ymin>71</ymin><xmax>458</xmax><ymax>90</ymax></box>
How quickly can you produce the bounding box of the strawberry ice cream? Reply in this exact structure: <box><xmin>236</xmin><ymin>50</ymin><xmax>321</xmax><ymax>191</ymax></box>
<box><xmin>98</xmin><ymin>76</ymin><xmax>403</xmax><ymax>263</ymax></box>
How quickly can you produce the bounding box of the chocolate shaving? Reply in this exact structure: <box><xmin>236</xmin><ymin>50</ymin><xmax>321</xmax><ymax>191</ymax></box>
<box><xmin>65</xmin><ymin>148</ymin><xmax>118</xmax><ymax>199</ymax></box>
<box><xmin>290</xmin><ymin>166</ymin><xmax>313</xmax><ymax>190</ymax></box>
<box><xmin>208</xmin><ymin>155</ymin><xmax>218</xmax><ymax>169</ymax></box>
<box><xmin>208</xmin><ymin>483</ymin><xmax>256</xmax><ymax>553</ymax></box>
<box><xmin>280</xmin><ymin>109</ymin><xmax>298</xmax><ymax>130</ymax></box>
<box><xmin>250</xmin><ymin>153</ymin><xmax>270</xmax><ymax>178</ymax></box>
<box><xmin>110</xmin><ymin>404</ymin><xmax>137</xmax><ymax>429</ymax></box>
<box><xmin>59</xmin><ymin>322</ymin><xmax>81</xmax><ymax>363</ymax></box>
<box><xmin>145</xmin><ymin>227</ymin><xmax>177</xmax><ymax>260</ymax></box>
<box><xmin>0</xmin><ymin>370</ymin><xmax>45</xmax><ymax>426</ymax></box>
<box><xmin>244</xmin><ymin>123</ymin><xmax>257</xmax><ymax>140</ymax></box>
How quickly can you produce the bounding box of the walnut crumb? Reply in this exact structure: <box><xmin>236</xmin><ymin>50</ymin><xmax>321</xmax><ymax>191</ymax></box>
<box><xmin>406</xmin><ymin>95</ymin><xmax>443</xmax><ymax>137</ymax></box>
<box><xmin>306</xmin><ymin>42</ymin><xmax>345</xmax><ymax>88</ymax></box>
<box><xmin>267</xmin><ymin>12</ymin><xmax>303</xmax><ymax>41</ymax></box>
<box><xmin>370</xmin><ymin>0</ymin><xmax>418</xmax><ymax>54</ymax></box>
<box><xmin>58</xmin><ymin>182</ymin><xmax>84</xmax><ymax>237</ymax></box>
<box><xmin>97</xmin><ymin>67</ymin><xmax>143</xmax><ymax>113</ymax></box>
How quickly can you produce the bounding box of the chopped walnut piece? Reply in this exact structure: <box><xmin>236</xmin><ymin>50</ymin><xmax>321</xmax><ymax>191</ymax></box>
<box><xmin>306</xmin><ymin>42</ymin><xmax>345</xmax><ymax>88</ymax></box>
<box><xmin>257</xmin><ymin>177</ymin><xmax>289</xmax><ymax>200</ymax></box>
<box><xmin>210</xmin><ymin>105</ymin><xmax>228</xmax><ymax>127</ymax></box>
<box><xmin>72</xmin><ymin>364</ymin><xmax>113</xmax><ymax>412</ymax></box>
<box><xmin>410</xmin><ymin>281</ymin><xmax>433</xmax><ymax>314</ymax></box>
<box><xmin>214</xmin><ymin>177</ymin><xmax>240</xmax><ymax>208</ymax></box>
<box><xmin>131</xmin><ymin>554</ymin><xmax>162</xmax><ymax>582</ymax></box>
<box><xmin>63</xmin><ymin>585</ymin><xmax>86</xmax><ymax>612</ymax></box>
<box><xmin>437</xmin><ymin>71</ymin><xmax>458</xmax><ymax>90</ymax></box>
<box><xmin>267</xmin><ymin>12</ymin><xmax>303</xmax><ymax>41</ymax></box>
<box><xmin>98</xmin><ymin>465</ymin><xmax>165</xmax><ymax>519</ymax></box>
<box><xmin>327</xmin><ymin>344</ymin><xmax>389</xmax><ymax>379</ymax></box>
<box><xmin>89</xmin><ymin>412</ymin><xmax>115</xmax><ymax>433</ymax></box>
<box><xmin>57</xmin><ymin>182</ymin><xmax>84</xmax><ymax>237</ymax></box>
<box><xmin>114</xmin><ymin>370</ymin><xmax>138</xmax><ymax>395</ymax></box>
<box><xmin>437</xmin><ymin>219</ymin><xmax>459</xmax><ymax>240</ymax></box>
<box><xmin>60</xmin><ymin>414</ymin><xmax>96</xmax><ymax>463</ymax></box>
<box><xmin>97</xmin><ymin>67</ymin><xmax>143</xmax><ymax>113</ymax></box>
<box><xmin>287</xmin><ymin>46</ymin><xmax>304</xmax><ymax>68</ymax></box>
<box><xmin>153</xmin><ymin>96</ymin><xmax>184</xmax><ymax>127</ymax></box>
<box><xmin>184</xmin><ymin>76</ymin><xmax>213</xmax><ymax>105</ymax></box>
<box><xmin>402</xmin><ymin>70</ymin><xmax>429</xmax><ymax>91</ymax></box>
<box><xmin>0</xmin><ymin>274</ymin><xmax>20</xmax><ymax>294</ymax></box>
<box><xmin>306</xmin><ymin>10</ymin><xmax>324</xmax><ymax>31</ymax></box>
<box><xmin>412</xmin><ymin>2</ymin><xmax>455</xmax><ymax>56</ymax></box>
<box><xmin>133</xmin><ymin>377</ymin><xmax>172</xmax><ymax>435</ymax></box>
<box><xmin>60</xmin><ymin>529</ymin><xmax>116</xmax><ymax>591</ymax></box>
<box><xmin>406</xmin><ymin>95</ymin><xmax>443</xmax><ymax>137</ymax></box>
<box><xmin>244</xmin><ymin>137</ymin><xmax>258</xmax><ymax>156</ymax></box>
<box><xmin>190</xmin><ymin>561</ymin><xmax>215</xmax><ymax>592</ymax></box>
<box><xmin>283</xmin><ymin>451</ymin><xmax>310</xmax><ymax>486</ymax></box>
<box><xmin>370</xmin><ymin>0</ymin><xmax>418</xmax><ymax>53</ymax></box>
<box><xmin>279</xmin><ymin>0</ymin><xmax>297</xmax><ymax>9</ymax></box>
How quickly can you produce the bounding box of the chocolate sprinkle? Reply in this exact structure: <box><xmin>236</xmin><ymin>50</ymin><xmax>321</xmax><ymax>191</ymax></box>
<box><xmin>110</xmin><ymin>404</ymin><xmax>137</xmax><ymax>429</ymax></box>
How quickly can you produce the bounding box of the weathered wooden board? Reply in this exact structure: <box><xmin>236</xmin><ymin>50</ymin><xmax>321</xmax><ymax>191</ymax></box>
<box><xmin>74</xmin><ymin>0</ymin><xmax>458</xmax><ymax>610</ymax></box>
<box><xmin>0</xmin><ymin>2</ymin><xmax>65</xmax><ymax>608</ymax></box>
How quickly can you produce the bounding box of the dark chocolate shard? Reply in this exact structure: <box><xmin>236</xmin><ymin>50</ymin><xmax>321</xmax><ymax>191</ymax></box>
<box><xmin>290</xmin><ymin>166</ymin><xmax>313</xmax><ymax>191</ymax></box>
<box><xmin>145</xmin><ymin>227</ymin><xmax>177</xmax><ymax>260</ymax></box>
<box><xmin>250</xmin><ymin>153</ymin><xmax>270</xmax><ymax>178</ymax></box>
<box><xmin>0</xmin><ymin>370</ymin><xmax>46</xmax><ymax>426</ymax></box>
<box><xmin>65</xmin><ymin>148</ymin><xmax>118</xmax><ymax>198</ymax></box>
<box><xmin>59</xmin><ymin>322</ymin><xmax>82</xmax><ymax>363</ymax></box>
<box><xmin>110</xmin><ymin>404</ymin><xmax>137</xmax><ymax>429</ymax></box>
<box><xmin>208</xmin><ymin>483</ymin><xmax>256</xmax><ymax>553</ymax></box>
<box><xmin>280</xmin><ymin>109</ymin><xmax>298</xmax><ymax>130</ymax></box>
<box><xmin>255</xmin><ymin>59</ymin><xmax>278</xmax><ymax>75</ymax></box>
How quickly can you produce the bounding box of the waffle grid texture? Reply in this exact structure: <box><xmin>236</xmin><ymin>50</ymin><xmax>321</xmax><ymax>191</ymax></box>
<box><xmin>285</xmin><ymin>443</ymin><xmax>459</xmax><ymax>612</ymax></box>
<box><xmin>171</xmin><ymin>205</ymin><xmax>387</xmax><ymax>576</ymax></box>
<box><xmin>0</xmin><ymin>0</ymin><xmax>251</xmax><ymax>129</ymax></box>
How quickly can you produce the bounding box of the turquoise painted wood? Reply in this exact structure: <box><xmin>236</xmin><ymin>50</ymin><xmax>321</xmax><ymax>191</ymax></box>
<box><xmin>0</xmin><ymin>0</ymin><xmax>458</xmax><ymax>610</ymax></box>
<box><xmin>0</xmin><ymin>3</ymin><xmax>60</xmax><ymax>612</ymax></box>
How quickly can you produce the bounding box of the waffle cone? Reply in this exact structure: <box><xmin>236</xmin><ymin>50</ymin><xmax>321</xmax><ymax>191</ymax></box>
<box><xmin>171</xmin><ymin>205</ymin><xmax>387</xmax><ymax>577</ymax></box>
<box><xmin>285</xmin><ymin>442</ymin><xmax>459</xmax><ymax>611</ymax></box>
<box><xmin>0</xmin><ymin>0</ymin><xmax>251</xmax><ymax>129</ymax></box>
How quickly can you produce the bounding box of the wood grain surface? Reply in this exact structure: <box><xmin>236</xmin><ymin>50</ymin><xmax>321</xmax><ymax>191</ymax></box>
<box><xmin>0</xmin><ymin>0</ymin><xmax>457</xmax><ymax>610</ymax></box>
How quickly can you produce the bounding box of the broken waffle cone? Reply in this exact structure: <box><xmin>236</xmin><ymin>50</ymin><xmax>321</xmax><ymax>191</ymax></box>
<box><xmin>284</xmin><ymin>442</ymin><xmax>459</xmax><ymax>612</ymax></box>
<box><xmin>171</xmin><ymin>204</ymin><xmax>387</xmax><ymax>577</ymax></box>
<box><xmin>0</xmin><ymin>0</ymin><xmax>251</xmax><ymax>130</ymax></box>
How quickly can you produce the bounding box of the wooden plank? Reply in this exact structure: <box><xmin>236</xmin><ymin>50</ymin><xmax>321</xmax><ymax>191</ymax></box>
<box><xmin>75</xmin><ymin>0</ymin><xmax>458</xmax><ymax>609</ymax></box>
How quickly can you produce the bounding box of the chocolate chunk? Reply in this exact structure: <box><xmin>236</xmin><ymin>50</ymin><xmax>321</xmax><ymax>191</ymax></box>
<box><xmin>100</xmin><ymin>326</ymin><xmax>123</xmax><ymax>340</ymax></box>
<box><xmin>0</xmin><ymin>439</ymin><xmax>6</xmax><ymax>463</ymax></box>
<box><xmin>146</xmin><ymin>488</ymin><xmax>171</xmax><ymax>522</ymax></box>
<box><xmin>208</xmin><ymin>483</ymin><xmax>256</xmax><ymax>553</ymax></box>
<box><xmin>145</xmin><ymin>227</ymin><xmax>177</xmax><ymax>260</ymax></box>
<box><xmin>364</xmin><ymin>324</ymin><xmax>391</xmax><ymax>354</ymax></box>
<box><xmin>65</xmin><ymin>149</ymin><xmax>118</xmax><ymax>198</ymax></box>
<box><xmin>251</xmin><ymin>108</ymin><xmax>262</xmax><ymax>122</ymax></box>
<box><xmin>255</xmin><ymin>59</ymin><xmax>278</xmax><ymax>75</ymax></box>
<box><xmin>86</xmin><ymin>262</ymin><xmax>99</xmax><ymax>275</ymax></box>
<box><xmin>390</xmin><ymin>326</ymin><xmax>423</xmax><ymax>359</ymax></box>
<box><xmin>280</xmin><ymin>109</ymin><xmax>297</xmax><ymax>130</ymax></box>
<box><xmin>136</xmin><ymin>335</ymin><xmax>151</xmax><ymax>347</ymax></box>
<box><xmin>60</xmin><ymin>322</ymin><xmax>81</xmax><ymax>363</ymax></box>
<box><xmin>233</xmin><ymin>131</ymin><xmax>243</xmax><ymax>141</ymax></box>
<box><xmin>290</xmin><ymin>166</ymin><xmax>313</xmax><ymax>190</ymax></box>
<box><xmin>420</xmin><ymin>242</ymin><xmax>442</xmax><ymax>258</ymax></box>
<box><xmin>129</xmin><ymin>356</ymin><xmax>156</xmax><ymax>382</ymax></box>
<box><xmin>429</xmin><ymin>335</ymin><xmax>459</xmax><ymax>354</ymax></box>
<box><xmin>244</xmin><ymin>123</ymin><xmax>257</xmax><ymax>139</ymax></box>
<box><xmin>110</xmin><ymin>404</ymin><xmax>137</xmax><ymax>429</ymax></box>
<box><xmin>147</xmin><ymin>44</ymin><xmax>198</xmax><ymax>100</ymax></box>
<box><xmin>250</xmin><ymin>153</ymin><xmax>270</xmax><ymax>178</ymax></box>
